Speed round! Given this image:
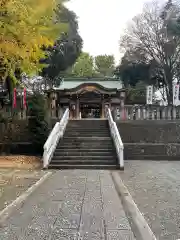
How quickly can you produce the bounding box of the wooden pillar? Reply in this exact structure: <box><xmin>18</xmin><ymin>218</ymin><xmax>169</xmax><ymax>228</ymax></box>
<box><xmin>101</xmin><ymin>95</ymin><xmax>105</xmax><ymax>118</ymax></box>
<box><xmin>76</xmin><ymin>97</ymin><xmax>80</xmax><ymax>119</ymax></box>
<box><xmin>101</xmin><ymin>100</ymin><xmax>105</xmax><ymax>118</ymax></box>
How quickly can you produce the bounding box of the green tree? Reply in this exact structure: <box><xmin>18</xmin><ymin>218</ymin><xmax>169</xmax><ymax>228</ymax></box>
<box><xmin>41</xmin><ymin>4</ymin><xmax>82</xmax><ymax>84</ymax></box>
<box><xmin>28</xmin><ymin>93</ymin><xmax>49</xmax><ymax>153</ymax></box>
<box><xmin>95</xmin><ymin>55</ymin><xmax>115</xmax><ymax>76</ymax></box>
<box><xmin>70</xmin><ymin>52</ymin><xmax>95</xmax><ymax>77</ymax></box>
<box><xmin>115</xmin><ymin>50</ymin><xmax>150</xmax><ymax>87</ymax></box>
<box><xmin>0</xmin><ymin>0</ymin><xmax>67</xmax><ymax>82</ymax></box>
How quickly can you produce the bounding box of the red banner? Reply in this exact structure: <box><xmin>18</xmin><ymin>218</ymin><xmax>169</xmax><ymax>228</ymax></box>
<box><xmin>13</xmin><ymin>88</ymin><xmax>17</xmax><ymax>108</ymax></box>
<box><xmin>23</xmin><ymin>88</ymin><xmax>27</xmax><ymax>109</ymax></box>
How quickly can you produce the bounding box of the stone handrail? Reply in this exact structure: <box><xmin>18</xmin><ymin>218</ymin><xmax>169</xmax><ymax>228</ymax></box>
<box><xmin>43</xmin><ymin>108</ymin><xmax>69</xmax><ymax>168</ymax></box>
<box><xmin>106</xmin><ymin>108</ymin><xmax>124</xmax><ymax>170</ymax></box>
<box><xmin>114</xmin><ymin>105</ymin><xmax>180</xmax><ymax>121</ymax></box>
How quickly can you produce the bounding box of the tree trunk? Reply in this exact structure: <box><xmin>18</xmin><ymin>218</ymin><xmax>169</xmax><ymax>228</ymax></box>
<box><xmin>164</xmin><ymin>67</ymin><xmax>173</xmax><ymax>105</ymax></box>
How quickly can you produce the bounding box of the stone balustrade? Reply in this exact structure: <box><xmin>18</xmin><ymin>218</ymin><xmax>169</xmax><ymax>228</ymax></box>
<box><xmin>113</xmin><ymin>105</ymin><xmax>180</xmax><ymax>121</ymax></box>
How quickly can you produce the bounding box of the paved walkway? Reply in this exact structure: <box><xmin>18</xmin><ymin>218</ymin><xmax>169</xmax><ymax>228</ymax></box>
<box><xmin>0</xmin><ymin>170</ymin><xmax>135</xmax><ymax>240</ymax></box>
<box><xmin>121</xmin><ymin>160</ymin><xmax>180</xmax><ymax>240</ymax></box>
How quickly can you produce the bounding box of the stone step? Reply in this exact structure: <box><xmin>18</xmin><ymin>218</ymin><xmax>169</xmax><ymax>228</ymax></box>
<box><xmin>68</xmin><ymin>120</ymin><xmax>108</xmax><ymax>124</ymax></box>
<box><xmin>55</xmin><ymin>148</ymin><xmax>113</xmax><ymax>152</ymax></box>
<box><xmin>64</xmin><ymin>133</ymin><xmax>110</xmax><ymax>137</ymax></box>
<box><xmin>57</xmin><ymin>145</ymin><xmax>115</xmax><ymax>150</ymax></box>
<box><xmin>57</xmin><ymin>143</ymin><xmax>114</xmax><ymax>149</ymax></box>
<box><xmin>66</xmin><ymin>129</ymin><xmax>109</xmax><ymax>132</ymax></box>
<box><xmin>52</xmin><ymin>156</ymin><xmax>116</xmax><ymax>161</ymax></box>
<box><xmin>54</xmin><ymin>151</ymin><xmax>115</xmax><ymax>157</ymax></box>
<box><xmin>51</xmin><ymin>159</ymin><xmax>117</xmax><ymax>164</ymax></box>
<box><xmin>62</xmin><ymin>137</ymin><xmax>111</xmax><ymax>141</ymax></box>
<box><xmin>67</xmin><ymin>125</ymin><xmax>109</xmax><ymax>129</ymax></box>
<box><xmin>48</xmin><ymin>164</ymin><xmax>119</xmax><ymax>170</ymax></box>
<box><xmin>67</xmin><ymin>122</ymin><xmax>108</xmax><ymax>125</ymax></box>
<box><xmin>65</xmin><ymin>130</ymin><xmax>110</xmax><ymax>133</ymax></box>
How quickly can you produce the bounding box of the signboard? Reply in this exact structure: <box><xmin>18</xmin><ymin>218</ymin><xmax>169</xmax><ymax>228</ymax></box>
<box><xmin>146</xmin><ymin>85</ymin><xmax>153</xmax><ymax>105</ymax></box>
<box><xmin>173</xmin><ymin>84</ymin><xmax>180</xmax><ymax>106</ymax></box>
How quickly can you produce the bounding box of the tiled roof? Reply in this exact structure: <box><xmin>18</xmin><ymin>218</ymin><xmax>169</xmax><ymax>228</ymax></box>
<box><xmin>55</xmin><ymin>77</ymin><xmax>122</xmax><ymax>90</ymax></box>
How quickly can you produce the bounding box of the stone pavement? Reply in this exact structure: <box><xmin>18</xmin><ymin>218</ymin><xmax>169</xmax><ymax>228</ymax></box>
<box><xmin>0</xmin><ymin>170</ymin><xmax>135</xmax><ymax>240</ymax></box>
<box><xmin>121</xmin><ymin>160</ymin><xmax>180</xmax><ymax>240</ymax></box>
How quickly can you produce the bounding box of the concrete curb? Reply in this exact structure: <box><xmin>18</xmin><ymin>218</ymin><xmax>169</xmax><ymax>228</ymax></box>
<box><xmin>0</xmin><ymin>171</ymin><xmax>52</xmax><ymax>224</ymax></box>
<box><xmin>111</xmin><ymin>172</ymin><xmax>157</xmax><ymax>240</ymax></box>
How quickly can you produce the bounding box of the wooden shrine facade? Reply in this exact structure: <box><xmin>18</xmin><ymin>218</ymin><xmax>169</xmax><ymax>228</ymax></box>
<box><xmin>47</xmin><ymin>77</ymin><xmax>125</xmax><ymax>119</ymax></box>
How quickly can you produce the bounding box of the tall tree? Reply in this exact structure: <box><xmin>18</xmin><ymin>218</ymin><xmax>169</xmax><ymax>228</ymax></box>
<box><xmin>0</xmin><ymin>0</ymin><xmax>66</xmax><ymax>81</ymax></box>
<box><xmin>41</xmin><ymin>5</ymin><xmax>82</xmax><ymax>83</ymax></box>
<box><xmin>114</xmin><ymin>50</ymin><xmax>150</xmax><ymax>87</ymax></box>
<box><xmin>94</xmin><ymin>55</ymin><xmax>115</xmax><ymax>77</ymax></box>
<box><xmin>119</xmin><ymin>0</ymin><xmax>180</xmax><ymax>104</ymax></box>
<box><xmin>70</xmin><ymin>52</ymin><xmax>95</xmax><ymax>77</ymax></box>
<box><xmin>0</xmin><ymin>0</ymin><xmax>68</xmax><ymax>108</ymax></box>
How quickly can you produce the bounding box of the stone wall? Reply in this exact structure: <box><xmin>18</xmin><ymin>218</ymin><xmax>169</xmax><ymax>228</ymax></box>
<box><xmin>0</xmin><ymin>120</ymin><xmax>30</xmax><ymax>143</ymax></box>
<box><xmin>116</xmin><ymin>121</ymin><xmax>180</xmax><ymax>143</ymax></box>
<box><xmin>116</xmin><ymin>121</ymin><xmax>180</xmax><ymax>160</ymax></box>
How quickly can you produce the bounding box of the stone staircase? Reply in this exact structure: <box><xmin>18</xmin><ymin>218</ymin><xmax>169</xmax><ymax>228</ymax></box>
<box><xmin>49</xmin><ymin>119</ymin><xmax>118</xmax><ymax>169</ymax></box>
<box><xmin>116</xmin><ymin>121</ymin><xmax>180</xmax><ymax>160</ymax></box>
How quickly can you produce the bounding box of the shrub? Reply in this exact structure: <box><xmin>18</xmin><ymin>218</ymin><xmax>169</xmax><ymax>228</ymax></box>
<box><xmin>28</xmin><ymin>93</ymin><xmax>49</xmax><ymax>154</ymax></box>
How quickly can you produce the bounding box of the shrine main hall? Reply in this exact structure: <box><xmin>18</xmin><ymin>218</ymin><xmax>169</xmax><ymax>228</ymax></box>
<box><xmin>47</xmin><ymin>77</ymin><xmax>125</xmax><ymax>119</ymax></box>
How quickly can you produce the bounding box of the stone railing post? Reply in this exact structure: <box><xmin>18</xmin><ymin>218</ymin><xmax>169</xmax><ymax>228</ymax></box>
<box><xmin>151</xmin><ymin>107</ymin><xmax>155</xmax><ymax>120</ymax></box>
<box><xmin>137</xmin><ymin>106</ymin><xmax>141</xmax><ymax>120</ymax></box>
<box><xmin>172</xmin><ymin>107</ymin><xmax>176</xmax><ymax>120</ymax></box>
<box><xmin>156</xmin><ymin>107</ymin><xmax>160</xmax><ymax>120</ymax></box>
<box><xmin>146</xmin><ymin>107</ymin><xmax>150</xmax><ymax>120</ymax></box>
<box><xmin>142</xmin><ymin>107</ymin><xmax>146</xmax><ymax>120</ymax></box>
<box><xmin>162</xmin><ymin>107</ymin><xmax>166</xmax><ymax>120</ymax></box>
<box><xmin>167</xmin><ymin>106</ymin><xmax>172</xmax><ymax>120</ymax></box>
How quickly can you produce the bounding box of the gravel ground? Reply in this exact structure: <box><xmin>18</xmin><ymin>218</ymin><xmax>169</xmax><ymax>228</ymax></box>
<box><xmin>120</xmin><ymin>160</ymin><xmax>180</xmax><ymax>240</ymax></box>
<box><xmin>0</xmin><ymin>169</ymin><xmax>46</xmax><ymax>211</ymax></box>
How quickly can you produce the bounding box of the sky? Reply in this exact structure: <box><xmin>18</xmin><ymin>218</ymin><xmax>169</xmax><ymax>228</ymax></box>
<box><xmin>65</xmin><ymin>0</ymin><xmax>149</xmax><ymax>65</ymax></box>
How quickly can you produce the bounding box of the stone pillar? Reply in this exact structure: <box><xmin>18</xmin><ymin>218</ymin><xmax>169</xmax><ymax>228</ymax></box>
<box><xmin>156</xmin><ymin>107</ymin><xmax>160</xmax><ymax>120</ymax></box>
<box><xmin>167</xmin><ymin>106</ymin><xmax>172</xmax><ymax>120</ymax></box>
<box><xmin>50</xmin><ymin>92</ymin><xmax>57</xmax><ymax>118</ymax></box>
<box><xmin>162</xmin><ymin>107</ymin><xmax>166</xmax><ymax>120</ymax></box>
<box><xmin>45</xmin><ymin>93</ymin><xmax>51</xmax><ymax>124</ymax></box>
<box><xmin>151</xmin><ymin>107</ymin><xmax>155</xmax><ymax>120</ymax></box>
<box><xmin>142</xmin><ymin>107</ymin><xmax>146</xmax><ymax>120</ymax></box>
<box><xmin>120</xmin><ymin>91</ymin><xmax>126</xmax><ymax>120</ymax></box>
<box><xmin>172</xmin><ymin>107</ymin><xmax>176</xmax><ymax>120</ymax></box>
<box><xmin>146</xmin><ymin>107</ymin><xmax>150</xmax><ymax>120</ymax></box>
<box><xmin>58</xmin><ymin>105</ymin><xmax>63</xmax><ymax>119</ymax></box>
<box><xmin>137</xmin><ymin>106</ymin><xmax>141</xmax><ymax>120</ymax></box>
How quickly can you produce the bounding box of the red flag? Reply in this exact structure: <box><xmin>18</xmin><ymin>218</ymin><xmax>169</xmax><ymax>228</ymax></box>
<box><xmin>13</xmin><ymin>88</ymin><xmax>17</xmax><ymax>108</ymax></box>
<box><xmin>23</xmin><ymin>88</ymin><xmax>27</xmax><ymax>109</ymax></box>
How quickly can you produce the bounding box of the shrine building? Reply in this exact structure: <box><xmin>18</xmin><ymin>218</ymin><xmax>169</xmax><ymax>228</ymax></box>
<box><xmin>47</xmin><ymin>77</ymin><xmax>125</xmax><ymax>119</ymax></box>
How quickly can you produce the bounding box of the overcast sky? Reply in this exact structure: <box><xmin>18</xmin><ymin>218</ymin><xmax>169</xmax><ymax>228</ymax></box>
<box><xmin>66</xmin><ymin>0</ymin><xmax>168</xmax><ymax>64</ymax></box>
<box><xmin>65</xmin><ymin>0</ymin><xmax>151</xmax><ymax>64</ymax></box>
